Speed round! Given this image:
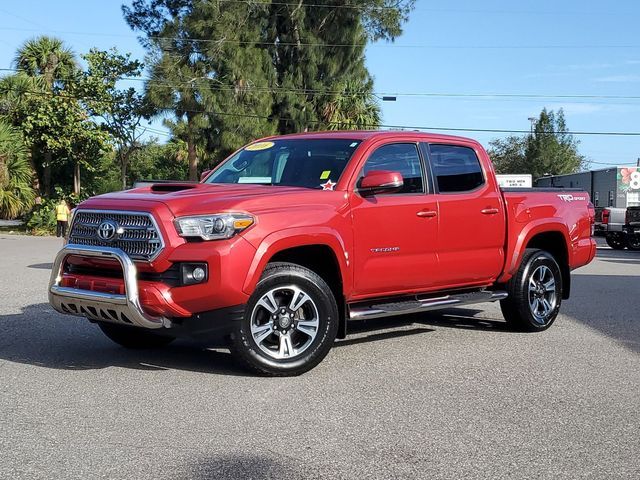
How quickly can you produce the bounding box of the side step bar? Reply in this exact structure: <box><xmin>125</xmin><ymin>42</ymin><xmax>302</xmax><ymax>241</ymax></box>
<box><xmin>348</xmin><ymin>290</ymin><xmax>508</xmax><ymax>321</ymax></box>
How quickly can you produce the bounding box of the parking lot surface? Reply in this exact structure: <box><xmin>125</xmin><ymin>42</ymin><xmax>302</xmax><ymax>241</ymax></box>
<box><xmin>1</xmin><ymin>235</ymin><xmax>638</xmax><ymax>479</ymax></box>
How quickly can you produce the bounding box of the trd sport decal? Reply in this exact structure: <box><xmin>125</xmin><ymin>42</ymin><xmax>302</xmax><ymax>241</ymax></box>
<box><xmin>557</xmin><ymin>194</ymin><xmax>587</xmax><ymax>203</ymax></box>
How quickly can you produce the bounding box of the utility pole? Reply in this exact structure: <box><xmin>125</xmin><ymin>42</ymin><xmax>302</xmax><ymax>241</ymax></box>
<box><xmin>527</xmin><ymin>117</ymin><xmax>536</xmax><ymax>134</ymax></box>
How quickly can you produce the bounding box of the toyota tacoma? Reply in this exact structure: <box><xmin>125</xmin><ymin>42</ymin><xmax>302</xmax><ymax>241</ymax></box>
<box><xmin>49</xmin><ymin>131</ymin><xmax>596</xmax><ymax>375</ymax></box>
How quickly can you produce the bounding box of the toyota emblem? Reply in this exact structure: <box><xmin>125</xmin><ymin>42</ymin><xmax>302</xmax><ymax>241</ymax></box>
<box><xmin>97</xmin><ymin>220</ymin><xmax>119</xmax><ymax>242</ymax></box>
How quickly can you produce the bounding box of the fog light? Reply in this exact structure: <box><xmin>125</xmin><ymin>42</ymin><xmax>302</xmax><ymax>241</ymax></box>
<box><xmin>180</xmin><ymin>263</ymin><xmax>208</xmax><ymax>286</ymax></box>
<box><xmin>192</xmin><ymin>267</ymin><xmax>206</xmax><ymax>282</ymax></box>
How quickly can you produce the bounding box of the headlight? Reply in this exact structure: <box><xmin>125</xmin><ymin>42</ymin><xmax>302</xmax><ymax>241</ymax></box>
<box><xmin>174</xmin><ymin>213</ymin><xmax>254</xmax><ymax>241</ymax></box>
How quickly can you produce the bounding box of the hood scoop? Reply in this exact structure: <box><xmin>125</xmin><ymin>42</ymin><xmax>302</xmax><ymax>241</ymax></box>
<box><xmin>149</xmin><ymin>182</ymin><xmax>198</xmax><ymax>193</ymax></box>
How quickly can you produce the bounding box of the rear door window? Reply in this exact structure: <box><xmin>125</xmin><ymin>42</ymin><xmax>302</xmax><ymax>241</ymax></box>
<box><xmin>428</xmin><ymin>144</ymin><xmax>484</xmax><ymax>193</ymax></box>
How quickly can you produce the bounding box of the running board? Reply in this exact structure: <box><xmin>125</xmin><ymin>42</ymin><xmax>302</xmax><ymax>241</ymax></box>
<box><xmin>348</xmin><ymin>290</ymin><xmax>508</xmax><ymax>321</ymax></box>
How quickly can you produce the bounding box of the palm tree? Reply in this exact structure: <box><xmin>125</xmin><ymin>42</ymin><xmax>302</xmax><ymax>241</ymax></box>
<box><xmin>14</xmin><ymin>36</ymin><xmax>76</xmax><ymax>89</ymax></box>
<box><xmin>0</xmin><ymin>73</ymin><xmax>44</xmax><ymax>193</ymax></box>
<box><xmin>321</xmin><ymin>79</ymin><xmax>381</xmax><ymax>131</ymax></box>
<box><xmin>14</xmin><ymin>36</ymin><xmax>77</xmax><ymax>194</ymax></box>
<box><xmin>0</xmin><ymin>121</ymin><xmax>35</xmax><ymax>219</ymax></box>
<box><xmin>146</xmin><ymin>51</ymin><xmax>210</xmax><ymax>181</ymax></box>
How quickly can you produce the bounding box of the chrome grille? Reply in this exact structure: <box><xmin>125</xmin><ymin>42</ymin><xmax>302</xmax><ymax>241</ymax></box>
<box><xmin>69</xmin><ymin>210</ymin><xmax>164</xmax><ymax>261</ymax></box>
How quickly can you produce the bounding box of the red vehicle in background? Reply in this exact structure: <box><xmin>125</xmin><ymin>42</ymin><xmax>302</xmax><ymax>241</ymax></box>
<box><xmin>49</xmin><ymin>131</ymin><xmax>596</xmax><ymax>375</ymax></box>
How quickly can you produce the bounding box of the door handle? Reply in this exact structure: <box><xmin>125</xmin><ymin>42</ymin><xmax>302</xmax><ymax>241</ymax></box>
<box><xmin>417</xmin><ymin>210</ymin><xmax>437</xmax><ymax>218</ymax></box>
<box><xmin>481</xmin><ymin>208</ymin><xmax>499</xmax><ymax>215</ymax></box>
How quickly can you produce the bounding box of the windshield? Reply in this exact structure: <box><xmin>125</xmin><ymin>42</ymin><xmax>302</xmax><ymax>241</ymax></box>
<box><xmin>205</xmin><ymin>138</ymin><xmax>361</xmax><ymax>189</ymax></box>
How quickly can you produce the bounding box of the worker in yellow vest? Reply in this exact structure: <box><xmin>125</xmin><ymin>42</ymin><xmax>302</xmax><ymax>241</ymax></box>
<box><xmin>55</xmin><ymin>200</ymin><xmax>71</xmax><ymax>238</ymax></box>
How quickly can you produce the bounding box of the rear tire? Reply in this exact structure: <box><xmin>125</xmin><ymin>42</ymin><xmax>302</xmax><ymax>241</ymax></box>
<box><xmin>229</xmin><ymin>262</ymin><xmax>339</xmax><ymax>376</ymax></box>
<box><xmin>626</xmin><ymin>234</ymin><xmax>640</xmax><ymax>251</ymax></box>
<box><xmin>605</xmin><ymin>233</ymin><xmax>627</xmax><ymax>250</ymax></box>
<box><xmin>500</xmin><ymin>249</ymin><xmax>563</xmax><ymax>332</ymax></box>
<box><xmin>98</xmin><ymin>323</ymin><xmax>175</xmax><ymax>349</ymax></box>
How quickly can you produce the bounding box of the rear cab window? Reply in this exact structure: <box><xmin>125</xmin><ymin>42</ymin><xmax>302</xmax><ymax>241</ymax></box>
<box><xmin>428</xmin><ymin>144</ymin><xmax>484</xmax><ymax>193</ymax></box>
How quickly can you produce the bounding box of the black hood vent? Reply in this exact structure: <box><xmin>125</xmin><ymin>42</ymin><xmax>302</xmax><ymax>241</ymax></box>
<box><xmin>149</xmin><ymin>182</ymin><xmax>198</xmax><ymax>193</ymax></box>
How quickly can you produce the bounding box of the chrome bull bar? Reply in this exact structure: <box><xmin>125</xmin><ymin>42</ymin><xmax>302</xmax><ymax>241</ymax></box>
<box><xmin>48</xmin><ymin>244</ymin><xmax>169</xmax><ymax>329</ymax></box>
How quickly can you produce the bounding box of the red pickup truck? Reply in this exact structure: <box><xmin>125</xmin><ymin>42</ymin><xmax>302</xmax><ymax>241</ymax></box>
<box><xmin>49</xmin><ymin>131</ymin><xmax>596</xmax><ymax>375</ymax></box>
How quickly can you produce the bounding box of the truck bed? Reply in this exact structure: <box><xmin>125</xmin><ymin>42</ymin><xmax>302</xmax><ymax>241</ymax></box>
<box><xmin>500</xmin><ymin>188</ymin><xmax>595</xmax><ymax>279</ymax></box>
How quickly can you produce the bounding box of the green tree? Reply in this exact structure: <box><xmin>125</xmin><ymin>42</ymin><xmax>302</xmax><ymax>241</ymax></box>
<box><xmin>17</xmin><ymin>84</ymin><xmax>109</xmax><ymax>195</ymax></box>
<box><xmin>128</xmin><ymin>140</ymin><xmax>188</xmax><ymax>182</ymax></box>
<box><xmin>0</xmin><ymin>120</ymin><xmax>35</xmax><ymax>219</ymax></box>
<box><xmin>264</xmin><ymin>0</ymin><xmax>413</xmax><ymax>133</ymax></box>
<box><xmin>122</xmin><ymin>0</ymin><xmax>415</xmax><ymax>163</ymax></box>
<box><xmin>123</xmin><ymin>1</ymin><xmax>211</xmax><ymax>181</ymax></box>
<box><xmin>525</xmin><ymin>108</ymin><xmax>587</xmax><ymax>177</ymax></box>
<box><xmin>190</xmin><ymin>0</ymin><xmax>276</xmax><ymax>160</ymax></box>
<box><xmin>79</xmin><ymin>48</ymin><xmax>153</xmax><ymax>189</ymax></box>
<box><xmin>14</xmin><ymin>36</ymin><xmax>77</xmax><ymax>194</ymax></box>
<box><xmin>322</xmin><ymin>79</ymin><xmax>381</xmax><ymax>130</ymax></box>
<box><xmin>0</xmin><ymin>73</ymin><xmax>43</xmax><ymax>192</ymax></box>
<box><xmin>488</xmin><ymin>108</ymin><xmax>587</xmax><ymax>179</ymax></box>
<box><xmin>487</xmin><ymin>135</ymin><xmax>528</xmax><ymax>175</ymax></box>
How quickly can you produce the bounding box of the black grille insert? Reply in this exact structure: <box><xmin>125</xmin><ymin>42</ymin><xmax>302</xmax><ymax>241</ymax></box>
<box><xmin>69</xmin><ymin>210</ymin><xmax>164</xmax><ymax>261</ymax></box>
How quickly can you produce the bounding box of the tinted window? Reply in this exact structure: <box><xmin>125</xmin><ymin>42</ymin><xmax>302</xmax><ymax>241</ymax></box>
<box><xmin>361</xmin><ymin>143</ymin><xmax>424</xmax><ymax>194</ymax></box>
<box><xmin>429</xmin><ymin>144</ymin><xmax>484</xmax><ymax>193</ymax></box>
<box><xmin>206</xmin><ymin>139</ymin><xmax>361</xmax><ymax>189</ymax></box>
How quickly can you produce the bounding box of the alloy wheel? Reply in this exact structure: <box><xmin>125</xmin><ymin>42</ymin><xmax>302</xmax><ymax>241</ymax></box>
<box><xmin>528</xmin><ymin>265</ymin><xmax>557</xmax><ymax>325</ymax></box>
<box><xmin>250</xmin><ymin>285</ymin><xmax>320</xmax><ymax>360</ymax></box>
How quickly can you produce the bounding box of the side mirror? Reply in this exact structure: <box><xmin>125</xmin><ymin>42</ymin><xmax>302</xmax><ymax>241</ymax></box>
<box><xmin>200</xmin><ymin>169</ymin><xmax>212</xmax><ymax>182</ymax></box>
<box><xmin>359</xmin><ymin>170</ymin><xmax>404</xmax><ymax>196</ymax></box>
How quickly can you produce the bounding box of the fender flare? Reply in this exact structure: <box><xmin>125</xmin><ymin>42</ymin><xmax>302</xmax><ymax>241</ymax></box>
<box><xmin>242</xmin><ymin>227</ymin><xmax>352</xmax><ymax>296</ymax></box>
<box><xmin>499</xmin><ymin>220</ymin><xmax>571</xmax><ymax>283</ymax></box>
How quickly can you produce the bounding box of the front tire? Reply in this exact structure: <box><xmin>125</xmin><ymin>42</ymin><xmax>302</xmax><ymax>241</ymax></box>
<box><xmin>98</xmin><ymin>323</ymin><xmax>176</xmax><ymax>349</ymax></box>
<box><xmin>230</xmin><ymin>262</ymin><xmax>339</xmax><ymax>376</ymax></box>
<box><xmin>500</xmin><ymin>249</ymin><xmax>563</xmax><ymax>332</ymax></box>
<box><xmin>605</xmin><ymin>233</ymin><xmax>627</xmax><ymax>250</ymax></box>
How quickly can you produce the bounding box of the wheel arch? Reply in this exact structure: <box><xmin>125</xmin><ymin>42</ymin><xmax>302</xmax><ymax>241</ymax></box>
<box><xmin>525</xmin><ymin>231</ymin><xmax>571</xmax><ymax>299</ymax></box>
<box><xmin>242</xmin><ymin>230</ymin><xmax>351</xmax><ymax>338</ymax></box>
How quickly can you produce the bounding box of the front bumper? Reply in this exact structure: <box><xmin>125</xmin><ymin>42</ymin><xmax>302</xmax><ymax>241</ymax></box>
<box><xmin>49</xmin><ymin>244</ymin><xmax>170</xmax><ymax>329</ymax></box>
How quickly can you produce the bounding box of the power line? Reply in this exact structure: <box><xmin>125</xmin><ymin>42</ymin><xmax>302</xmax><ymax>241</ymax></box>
<box><xmin>3</xmin><ymin>68</ymin><xmax>640</xmax><ymax>103</ymax></box>
<box><xmin>1</xmin><ymin>26</ymin><xmax>640</xmax><ymax>50</ymax></box>
<box><xmin>588</xmin><ymin>160</ymin><xmax>638</xmax><ymax>166</ymax></box>
<box><xmin>142</xmin><ymin>126</ymin><xmax>172</xmax><ymax>137</ymax></box>
<box><xmin>7</xmin><ymin>86</ymin><xmax>640</xmax><ymax>137</ymax></box>
<box><xmin>209</xmin><ymin>0</ymin><xmax>406</xmax><ymax>10</ymax></box>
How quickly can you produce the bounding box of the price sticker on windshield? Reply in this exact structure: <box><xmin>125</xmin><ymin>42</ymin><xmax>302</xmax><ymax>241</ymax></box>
<box><xmin>245</xmin><ymin>141</ymin><xmax>275</xmax><ymax>152</ymax></box>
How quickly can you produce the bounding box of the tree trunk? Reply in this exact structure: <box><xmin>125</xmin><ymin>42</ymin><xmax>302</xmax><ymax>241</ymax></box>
<box><xmin>186</xmin><ymin>115</ymin><xmax>198</xmax><ymax>181</ymax></box>
<box><xmin>120</xmin><ymin>152</ymin><xmax>129</xmax><ymax>191</ymax></box>
<box><xmin>43</xmin><ymin>151</ymin><xmax>52</xmax><ymax>195</ymax></box>
<box><xmin>27</xmin><ymin>147</ymin><xmax>41</xmax><ymax>194</ymax></box>
<box><xmin>187</xmin><ymin>137</ymin><xmax>198</xmax><ymax>181</ymax></box>
<box><xmin>73</xmin><ymin>161</ymin><xmax>81</xmax><ymax>195</ymax></box>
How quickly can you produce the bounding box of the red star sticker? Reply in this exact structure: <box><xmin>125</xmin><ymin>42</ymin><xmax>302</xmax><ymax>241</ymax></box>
<box><xmin>320</xmin><ymin>180</ymin><xmax>336</xmax><ymax>191</ymax></box>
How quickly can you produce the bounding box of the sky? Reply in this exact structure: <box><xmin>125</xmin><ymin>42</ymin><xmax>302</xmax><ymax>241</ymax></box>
<box><xmin>0</xmin><ymin>0</ymin><xmax>639</xmax><ymax>168</ymax></box>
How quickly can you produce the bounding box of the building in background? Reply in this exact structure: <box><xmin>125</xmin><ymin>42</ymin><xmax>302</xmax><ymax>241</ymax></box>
<box><xmin>536</xmin><ymin>167</ymin><xmax>640</xmax><ymax>208</ymax></box>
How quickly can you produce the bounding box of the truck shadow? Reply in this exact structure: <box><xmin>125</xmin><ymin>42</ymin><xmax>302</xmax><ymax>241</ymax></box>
<box><xmin>2</xmin><ymin>271</ymin><xmax>636</xmax><ymax>375</ymax></box>
<box><xmin>0</xmin><ymin>303</ymin><xmax>246</xmax><ymax>376</ymax></box>
<box><xmin>338</xmin><ymin>307</ymin><xmax>510</xmax><ymax>349</ymax></box>
<box><xmin>186</xmin><ymin>453</ymin><xmax>333</xmax><ymax>480</ymax></box>
<box><xmin>565</xmin><ymin>274</ymin><xmax>640</xmax><ymax>353</ymax></box>
<box><xmin>0</xmin><ymin>304</ymin><xmax>504</xmax><ymax>374</ymax></box>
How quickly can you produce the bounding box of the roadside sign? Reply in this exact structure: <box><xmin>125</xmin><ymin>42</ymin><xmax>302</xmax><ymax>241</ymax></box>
<box><xmin>496</xmin><ymin>174</ymin><xmax>533</xmax><ymax>188</ymax></box>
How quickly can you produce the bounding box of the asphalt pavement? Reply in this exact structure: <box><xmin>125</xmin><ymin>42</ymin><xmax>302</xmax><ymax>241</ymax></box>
<box><xmin>0</xmin><ymin>235</ymin><xmax>638</xmax><ymax>479</ymax></box>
